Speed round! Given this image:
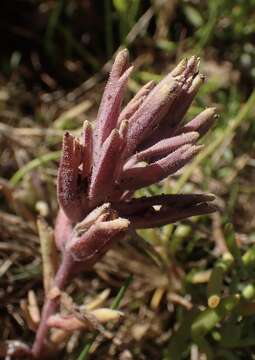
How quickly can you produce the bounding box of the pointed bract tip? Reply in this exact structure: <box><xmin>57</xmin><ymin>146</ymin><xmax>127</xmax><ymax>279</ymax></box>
<box><xmin>204</xmin><ymin>107</ymin><xmax>217</xmax><ymax>117</ymax></box>
<box><xmin>83</xmin><ymin>120</ymin><xmax>92</xmax><ymax>129</ymax></box>
<box><xmin>205</xmin><ymin>193</ymin><xmax>216</xmax><ymax>201</ymax></box>
<box><xmin>187</xmin><ymin>74</ymin><xmax>204</xmax><ymax>94</ymax></box>
<box><xmin>204</xmin><ymin>107</ymin><xmax>219</xmax><ymax>123</ymax></box>
<box><xmin>118</xmin><ymin>48</ymin><xmax>129</xmax><ymax>57</ymax></box>
<box><xmin>197</xmin><ymin>58</ymin><xmax>201</xmax><ymax>68</ymax></box>
<box><xmin>109</xmin><ymin>48</ymin><xmax>130</xmax><ymax>79</ymax></box>
<box><xmin>205</xmin><ymin>203</ymin><xmax>219</xmax><ymax>213</ymax></box>
<box><xmin>178</xmin><ymin>143</ymin><xmax>193</xmax><ymax>153</ymax></box>
<box><xmin>180</xmin><ymin>56</ymin><xmax>198</xmax><ymax>79</ymax></box>
<box><xmin>74</xmin><ymin>202</ymin><xmax>112</xmax><ymax>235</ymax></box>
<box><xmin>115</xmin><ymin>48</ymin><xmax>129</xmax><ymax>65</ymax></box>
<box><xmin>119</xmin><ymin>119</ymin><xmax>129</xmax><ymax>138</ymax></box>
<box><xmin>64</xmin><ymin>131</ymin><xmax>70</xmax><ymax>138</ymax></box>
<box><xmin>210</xmin><ymin>107</ymin><xmax>218</xmax><ymax>119</ymax></box>
<box><xmin>185</xmin><ymin>131</ymin><xmax>200</xmax><ymax>142</ymax></box>
<box><xmin>159</xmin><ymin>77</ymin><xmax>182</xmax><ymax>99</ymax></box>
<box><xmin>172</xmin><ymin>58</ymin><xmax>188</xmax><ymax>77</ymax></box>
<box><xmin>192</xmin><ymin>144</ymin><xmax>204</xmax><ymax>152</ymax></box>
<box><xmin>111</xmin><ymin>128</ymin><xmax>121</xmax><ymax>137</ymax></box>
<box><xmin>98</xmin><ymin>202</ymin><xmax>111</xmax><ymax>211</ymax></box>
<box><xmin>101</xmin><ymin>217</ymin><xmax>130</xmax><ymax>231</ymax></box>
<box><xmin>187</xmin><ymin>55</ymin><xmax>199</xmax><ymax>70</ymax></box>
<box><xmin>209</xmin><ymin>106</ymin><xmax>217</xmax><ymax>112</ymax></box>
<box><xmin>145</xmin><ymin>80</ymin><xmax>156</xmax><ymax>89</ymax></box>
<box><xmin>182</xmin><ymin>143</ymin><xmax>203</xmax><ymax>158</ymax></box>
<box><xmin>62</xmin><ymin>131</ymin><xmax>74</xmax><ymax>149</ymax></box>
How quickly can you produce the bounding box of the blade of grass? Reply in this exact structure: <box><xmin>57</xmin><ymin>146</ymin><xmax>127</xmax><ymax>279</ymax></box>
<box><xmin>110</xmin><ymin>275</ymin><xmax>133</xmax><ymax>309</ymax></box>
<box><xmin>9</xmin><ymin>151</ymin><xmax>61</xmax><ymax>186</ymax></box>
<box><xmin>53</xmin><ymin>100</ymin><xmax>93</xmax><ymax>129</ymax></box>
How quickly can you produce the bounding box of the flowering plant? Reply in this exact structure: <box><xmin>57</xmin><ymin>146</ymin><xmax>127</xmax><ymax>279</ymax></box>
<box><xmin>32</xmin><ymin>49</ymin><xmax>217</xmax><ymax>358</ymax></box>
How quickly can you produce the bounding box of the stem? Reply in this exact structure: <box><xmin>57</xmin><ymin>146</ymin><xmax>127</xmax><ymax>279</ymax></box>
<box><xmin>32</xmin><ymin>251</ymin><xmax>74</xmax><ymax>359</ymax></box>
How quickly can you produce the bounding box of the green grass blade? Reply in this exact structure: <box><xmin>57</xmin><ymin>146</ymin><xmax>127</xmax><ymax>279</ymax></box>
<box><xmin>9</xmin><ymin>151</ymin><xmax>61</xmax><ymax>186</ymax></box>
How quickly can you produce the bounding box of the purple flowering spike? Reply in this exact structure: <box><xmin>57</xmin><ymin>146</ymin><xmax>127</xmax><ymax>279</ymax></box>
<box><xmin>33</xmin><ymin>50</ymin><xmax>219</xmax><ymax>359</ymax></box>
<box><xmin>57</xmin><ymin>132</ymin><xmax>83</xmax><ymax>222</ymax></box>
<box><xmin>89</xmin><ymin>129</ymin><xmax>125</xmax><ymax>207</ymax></box>
<box><xmin>120</xmin><ymin>144</ymin><xmax>202</xmax><ymax>190</ymax></box>
<box><xmin>178</xmin><ymin>107</ymin><xmax>218</xmax><ymax>137</ymax></box>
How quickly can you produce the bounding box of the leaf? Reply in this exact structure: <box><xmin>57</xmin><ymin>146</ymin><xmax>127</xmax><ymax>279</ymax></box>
<box><xmin>113</xmin><ymin>0</ymin><xmax>128</xmax><ymax>13</ymax></box>
<box><xmin>183</xmin><ymin>5</ymin><xmax>204</xmax><ymax>28</ymax></box>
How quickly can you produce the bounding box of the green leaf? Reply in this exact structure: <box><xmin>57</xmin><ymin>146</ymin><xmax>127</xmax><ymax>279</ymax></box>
<box><xmin>113</xmin><ymin>0</ymin><xmax>128</xmax><ymax>13</ymax></box>
<box><xmin>183</xmin><ymin>5</ymin><xmax>204</xmax><ymax>28</ymax></box>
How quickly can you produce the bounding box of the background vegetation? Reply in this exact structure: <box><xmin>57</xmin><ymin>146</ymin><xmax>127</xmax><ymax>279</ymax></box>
<box><xmin>1</xmin><ymin>0</ymin><xmax>255</xmax><ymax>359</ymax></box>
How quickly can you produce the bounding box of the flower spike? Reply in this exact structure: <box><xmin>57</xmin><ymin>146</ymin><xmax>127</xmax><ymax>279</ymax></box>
<box><xmin>33</xmin><ymin>49</ymin><xmax>218</xmax><ymax>359</ymax></box>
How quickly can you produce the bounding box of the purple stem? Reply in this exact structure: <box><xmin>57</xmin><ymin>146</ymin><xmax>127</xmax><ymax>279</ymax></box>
<box><xmin>32</xmin><ymin>251</ymin><xmax>74</xmax><ymax>359</ymax></box>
